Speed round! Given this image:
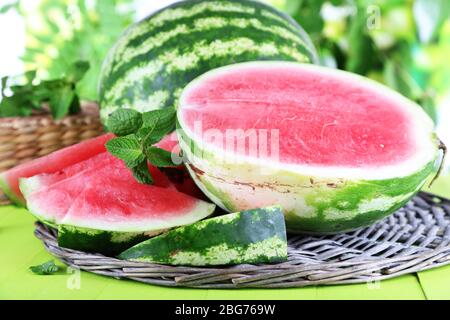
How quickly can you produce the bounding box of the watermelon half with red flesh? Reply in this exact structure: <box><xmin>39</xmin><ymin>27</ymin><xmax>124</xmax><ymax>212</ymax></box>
<box><xmin>0</xmin><ymin>133</ymin><xmax>114</xmax><ymax>205</ymax></box>
<box><xmin>20</xmin><ymin>152</ymin><xmax>215</xmax><ymax>255</ymax></box>
<box><xmin>177</xmin><ymin>61</ymin><xmax>443</xmax><ymax>234</ymax></box>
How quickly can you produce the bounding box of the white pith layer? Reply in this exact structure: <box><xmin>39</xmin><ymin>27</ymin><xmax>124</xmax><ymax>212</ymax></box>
<box><xmin>178</xmin><ymin>61</ymin><xmax>439</xmax><ymax>181</ymax></box>
<box><xmin>61</xmin><ymin>201</ymin><xmax>216</xmax><ymax>233</ymax></box>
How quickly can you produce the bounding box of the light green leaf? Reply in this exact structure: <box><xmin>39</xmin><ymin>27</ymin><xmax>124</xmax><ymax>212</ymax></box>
<box><xmin>49</xmin><ymin>85</ymin><xmax>75</xmax><ymax>119</ymax></box>
<box><xmin>346</xmin><ymin>11</ymin><xmax>377</xmax><ymax>75</ymax></box>
<box><xmin>65</xmin><ymin>60</ymin><xmax>90</xmax><ymax>83</ymax></box>
<box><xmin>0</xmin><ymin>1</ymin><xmax>18</xmax><ymax>14</ymax></box>
<box><xmin>1</xmin><ymin>76</ymin><xmax>7</xmax><ymax>97</ymax></box>
<box><xmin>106</xmin><ymin>109</ymin><xmax>143</xmax><ymax>136</ymax></box>
<box><xmin>29</xmin><ymin>260</ymin><xmax>59</xmax><ymax>275</ymax></box>
<box><xmin>138</xmin><ymin>124</ymin><xmax>166</xmax><ymax>147</ymax></box>
<box><xmin>413</xmin><ymin>0</ymin><xmax>450</xmax><ymax>43</ymax></box>
<box><xmin>383</xmin><ymin>61</ymin><xmax>423</xmax><ymax>100</ymax></box>
<box><xmin>106</xmin><ymin>135</ymin><xmax>144</xmax><ymax>168</ymax></box>
<box><xmin>142</xmin><ymin>108</ymin><xmax>176</xmax><ymax>134</ymax></box>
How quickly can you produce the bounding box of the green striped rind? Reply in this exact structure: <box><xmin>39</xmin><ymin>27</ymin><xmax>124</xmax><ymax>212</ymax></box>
<box><xmin>58</xmin><ymin>225</ymin><xmax>166</xmax><ymax>256</ymax></box>
<box><xmin>0</xmin><ymin>174</ymin><xmax>25</xmax><ymax>206</ymax></box>
<box><xmin>118</xmin><ymin>206</ymin><xmax>287</xmax><ymax>266</ymax></box>
<box><xmin>177</xmin><ymin>126</ymin><xmax>439</xmax><ymax>234</ymax></box>
<box><xmin>98</xmin><ymin>0</ymin><xmax>318</xmax><ymax>123</ymax></box>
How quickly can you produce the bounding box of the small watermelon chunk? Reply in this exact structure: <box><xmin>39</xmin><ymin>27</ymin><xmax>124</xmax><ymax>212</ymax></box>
<box><xmin>21</xmin><ymin>154</ymin><xmax>215</xmax><ymax>255</ymax></box>
<box><xmin>118</xmin><ymin>206</ymin><xmax>287</xmax><ymax>266</ymax></box>
<box><xmin>0</xmin><ymin>133</ymin><xmax>114</xmax><ymax>205</ymax></box>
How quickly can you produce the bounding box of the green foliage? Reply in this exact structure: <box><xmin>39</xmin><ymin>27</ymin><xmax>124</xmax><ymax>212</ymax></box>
<box><xmin>413</xmin><ymin>0</ymin><xmax>450</xmax><ymax>43</ymax></box>
<box><xmin>0</xmin><ymin>61</ymin><xmax>89</xmax><ymax>118</ymax></box>
<box><xmin>280</xmin><ymin>0</ymin><xmax>450</xmax><ymax>123</ymax></box>
<box><xmin>105</xmin><ymin>108</ymin><xmax>177</xmax><ymax>184</ymax></box>
<box><xmin>106</xmin><ymin>109</ymin><xmax>143</xmax><ymax>136</ymax></box>
<box><xmin>29</xmin><ymin>260</ymin><xmax>59</xmax><ymax>275</ymax></box>
<box><xmin>16</xmin><ymin>0</ymin><xmax>133</xmax><ymax>101</ymax></box>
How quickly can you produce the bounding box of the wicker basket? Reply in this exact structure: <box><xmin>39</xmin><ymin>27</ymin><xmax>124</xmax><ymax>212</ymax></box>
<box><xmin>0</xmin><ymin>101</ymin><xmax>104</xmax><ymax>204</ymax></box>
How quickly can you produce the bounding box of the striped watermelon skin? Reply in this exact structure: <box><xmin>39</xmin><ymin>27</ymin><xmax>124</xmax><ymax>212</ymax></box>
<box><xmin>118</xmin><ymin>206</ymin><xmax>287</xmax><ymax>266</ymax></box>
<box><xmin>98</xmin><ymin>0</ymin><xmax>318</xmax><ymax>123</ymax></box>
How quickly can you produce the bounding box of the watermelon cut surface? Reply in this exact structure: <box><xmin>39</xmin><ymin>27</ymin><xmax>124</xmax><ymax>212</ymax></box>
<box><xmin>20</xmin><ymin>151</ymin><xmax>215</xmax><ymax>254</ymax></box>
<box><xmin>0</xmin><ymin>133</ymin><xmax>114</xmax><ymax>205</ymax></box>
<box><xmin>98</xmin><ymin>0</ymin><xmax>317</xmax><ymax>123</ymax></box>
<box><xmin>21</xmin><ymin>154</ymin><xmax>215</xmax><ymax>230</ymax></box>
<box><xmin>177</xmin><ymin>62</ymin><xmax>442</xmax><ymax>233</ymax></box>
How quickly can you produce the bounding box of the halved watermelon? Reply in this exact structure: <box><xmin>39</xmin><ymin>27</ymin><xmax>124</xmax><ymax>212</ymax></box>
<box><xmin>177</xmin><ymin>61</ymin><xmax>443</xmax><ymax>234</ymax></box>
<box><xmin>20</xmin><ymin>153</ymin><xmax>215</xmax><ymax>254</ymax></box>
<box><xmin>20</xmin><ymin>152</ymin><xmax>173</xmax><ymax>199</ymax></box>
<box><xmin>0</xmin><ymin>133</ymin><xmax>114</xmax><ymax>205</ymax></box>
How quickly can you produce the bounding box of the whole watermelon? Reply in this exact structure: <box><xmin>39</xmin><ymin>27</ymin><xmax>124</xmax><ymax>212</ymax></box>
<box><xmin>98</xmin><ymin>0</ymin><xmax>318</xmax><ymax>123</ymax></box>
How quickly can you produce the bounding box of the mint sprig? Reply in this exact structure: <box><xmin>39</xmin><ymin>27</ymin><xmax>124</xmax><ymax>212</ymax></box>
<box><xmin>105</xmin><ymin>108</ymin><xmax>178</xmax><ymax>184</ymax></box>
<box><xmin>0</xmin><ymin>60</ymin><xmax>89</xmax><ymax>119</ymax></box>
<box><xmin>29</xmin><ymin>260</ymin><xmax>59</xmax><ymax>275</ymax></box>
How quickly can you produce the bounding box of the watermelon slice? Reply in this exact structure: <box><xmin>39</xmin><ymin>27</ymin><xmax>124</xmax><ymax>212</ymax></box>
<box><xmin>20</xmin><ymin>152</ymin><xmax>173</xmax><ymax>199</ymax></box>
<box><xmin>20</xmin><ymin>153</ymin><xmax>215</xmax><ymax>254</ymax></box>
<box><xmin>177</xmin><ymin>61</ymin><xmax>443</xmax><ymax>234</ymax></box>
<box><xmin>0</xmin><ymin>133</ymin><xmax>114</xmax><ymax>205</ymax></box>
<box><xmin>119</xmin><ymin>206</ymin><xmax>287</xmax><ymax>266</ymax></box>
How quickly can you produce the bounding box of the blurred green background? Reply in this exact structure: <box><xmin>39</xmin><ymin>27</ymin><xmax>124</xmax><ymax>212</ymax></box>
<box><xmin>0</xmin><ymin>0</ymin><xmax>449</xmax><ymax>193</ymax></box>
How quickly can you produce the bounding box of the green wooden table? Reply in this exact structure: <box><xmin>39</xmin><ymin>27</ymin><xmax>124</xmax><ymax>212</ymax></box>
<box><xmin>1</xmin><ymin>177</ymin><xmax>450</xmax><ymax>300</ymax></box>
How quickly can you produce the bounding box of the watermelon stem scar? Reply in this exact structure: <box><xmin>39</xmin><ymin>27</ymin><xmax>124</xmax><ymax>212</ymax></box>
<box><xmin>429</xmin><ymin>139</ymin><xmax>447</xmax><ymax>188</ymax></box>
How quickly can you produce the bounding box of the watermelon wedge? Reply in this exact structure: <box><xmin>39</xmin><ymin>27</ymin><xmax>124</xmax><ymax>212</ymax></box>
<box><xmin>177</xmin><ymin>61</ymin><xmax>444</xmax><ymax>234</ymax></box>
<box><xmin>20</xmin><ymin>153</ymin><xmax>215</xmax><ymax>254</ymax></box>
<box><xmin>20</xmin><ymin>152</ymin><xmax>173</xmax><ymax>199</ymax></box>
<box><xmin>0</xmin><ymin>133</ymin><xmax>114</xmax><ymax>205</ymax></box>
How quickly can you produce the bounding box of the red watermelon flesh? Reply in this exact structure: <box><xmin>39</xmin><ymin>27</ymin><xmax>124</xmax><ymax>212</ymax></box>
<box><xmin>20</xmin><ymin>152</ymin><xmax>173</xmax><ymax>198</ymax></box>
<box><xmin>0</xmin><ymin>133</ymin><xmax>114</xmax><ymax>205</ymax></box>
<box><xmin>23</xmin><ymin>160</ymin><xmax>215</xmax><ymax>232</ymax></box>
<box><xmin>24</xmin><ymin>160</ymin><xmax>132</xmax><ymax>222</ymax></box>
<box><xmin>180</xmin><ymin>63</ymin><xmax>421</xmax><ymax>169</ymax></box>
<box><xmin>62</xmin><ymin>175</ymin><xmax>210</xmax><ymax>232</ymax></box>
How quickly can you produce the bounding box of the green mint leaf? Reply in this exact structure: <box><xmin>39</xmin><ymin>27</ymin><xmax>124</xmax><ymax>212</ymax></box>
<box><xmin>29</xmin><ymin>260</ymin><xmax>59</xmax><ymax>275</ymax></box>
<box><xmin>131</xmin><ymin>160</ymin><xmax>153</xmax><ymax>184</ymax></box>
<box><xmin>0</xmin><ymin>95</ymin><xmax>33</xmax><ymax>117</ymax></box>
<box><xmin>142</xmin><ymin>108</ymin><xmax>176</xmax><ymax>135</ymax></box>
<box><xmin>0</xmin><ymin>2</ymin><xmax>19</xmax><ymax>14</ymax></box>
<box><xmin>145</xmin><ymin>146</ymin><xmax>177</xmax><ymax>167</ymax></box>
<box><xmin>138</xmin><ymin>124</ymin><xmax>165</xmax><ymax>147</ymax></box>
<box><xmin>0</xmin><ymin>60</ymin><xmax>88</xmax><ymax>119</ymax></box>
<box><xmin>65</xmin><ymin>60</ymin><xmax>90</xmax><ymax>83</ymax></box>
<box><xmin>49</xmin><ymin>85</ymin><xmax>75</xmax><ymax>119</ymax></box>
<box><xmin>107</xmin><ymin>109</ymin><xmax>143</xmax><ymax>136</ymax></box>
<box><xmin>106</xmin><ymin>135</ymin><xmax>145</xmax><ymax>168</ymax></box>
<box><xmin>138</xmin><ymin>108</ymin><xmax>177</xmax><ymax>146</ymax></box>
<box><xmin>1</xmin><ymin>76</ymin><xmax>7</xmax><ymax>97</ymax></box>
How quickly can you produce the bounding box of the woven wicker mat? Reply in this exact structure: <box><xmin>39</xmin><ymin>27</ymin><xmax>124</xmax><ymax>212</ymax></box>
<box><xmin>34</xmin><ymin>191</ymin><xmax>450</xmax><ymax>288</ymax></box>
